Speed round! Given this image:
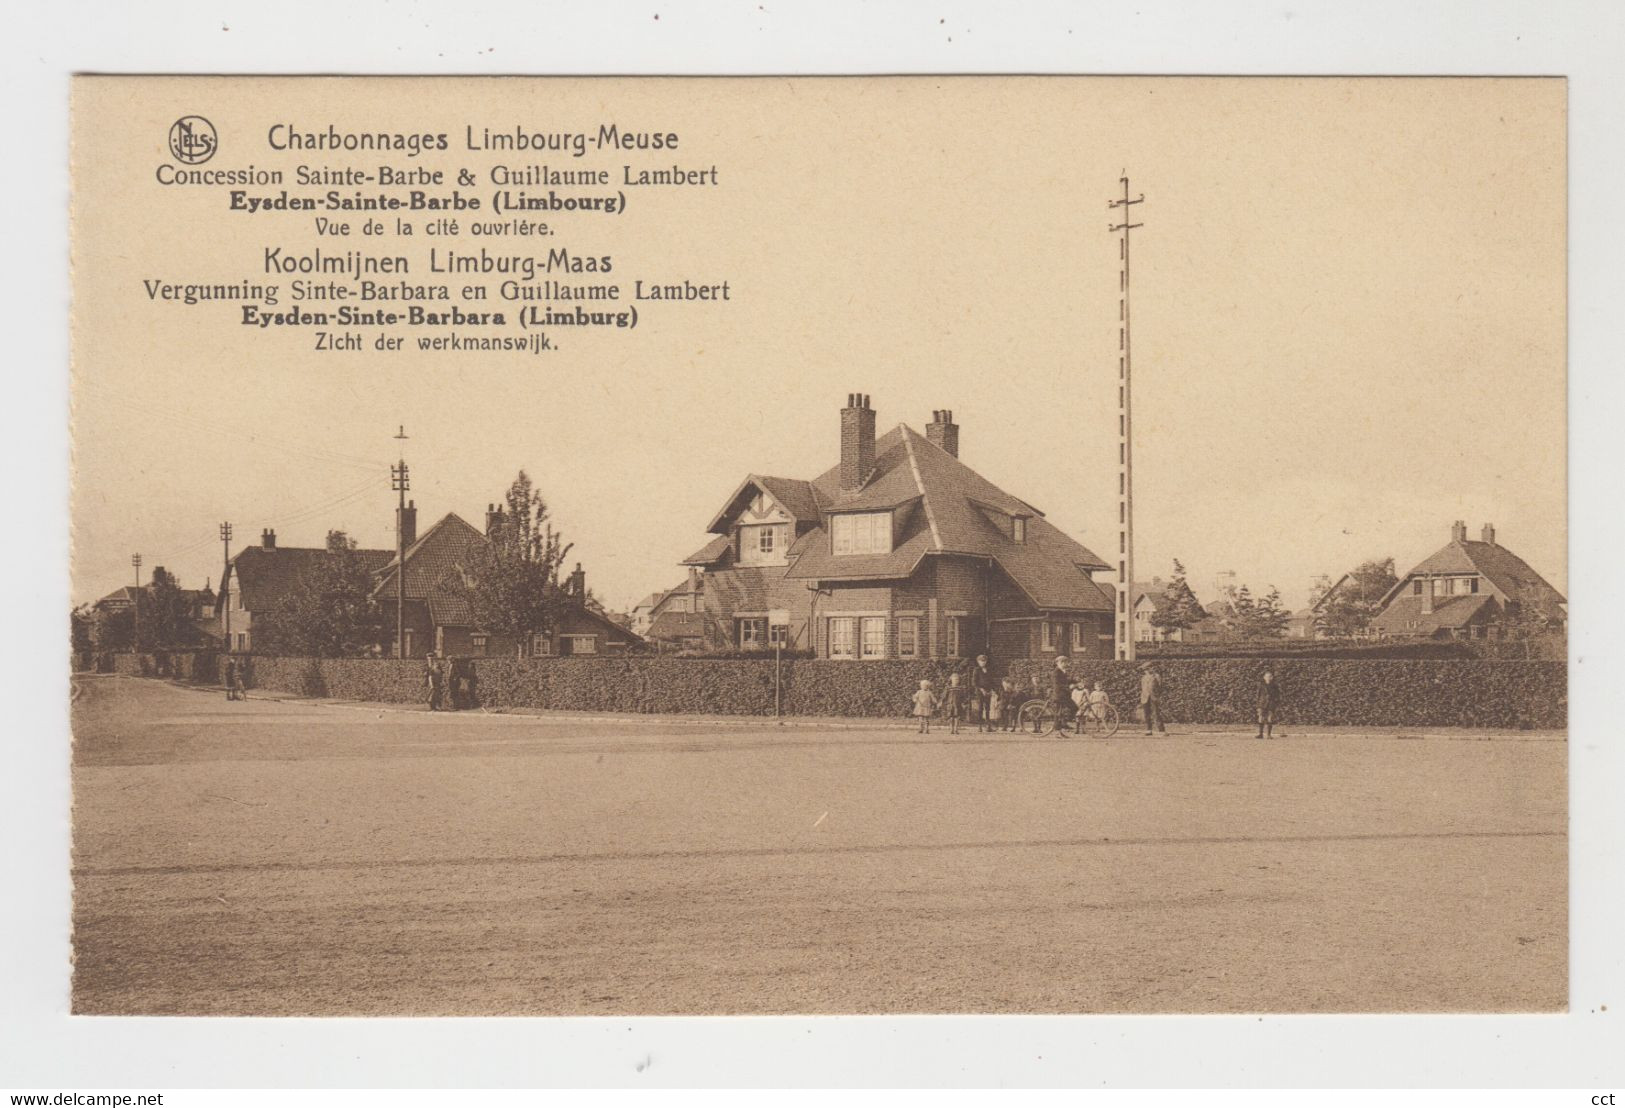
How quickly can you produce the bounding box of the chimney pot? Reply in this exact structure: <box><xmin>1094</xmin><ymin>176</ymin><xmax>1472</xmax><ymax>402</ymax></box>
<box><xmin>1451</xmin><ymin>520</ymin><xmax>1467</xmax><ymax>543</ymax></box>
<box><xmin>1480</xmin><ymin>523</ymin><xmax>1496</xmax><ymax>545</ymax></box>
<box><xmin>261</xmin><ymin>528</ymin><xmax>276</xmax><ymax>550</ymax></box>
<box><xmin>840</xmin><ymin>391</ymin><xmax>878</xmax><ymax>491</ymax></box>
<box><xmin>926</xmin><ymin>407</ymin><xmax>961</xmax><ymax>459</ymax></box>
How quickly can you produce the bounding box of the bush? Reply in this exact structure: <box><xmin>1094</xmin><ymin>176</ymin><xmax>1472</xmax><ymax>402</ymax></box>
<box><xmin>231</xmin><ymin>654</ymin><xmax>1565</xmax><ymax>728</ymax></box>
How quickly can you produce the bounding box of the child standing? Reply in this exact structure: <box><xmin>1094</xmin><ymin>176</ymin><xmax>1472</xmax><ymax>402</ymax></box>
<box><xmin>912</xmin><ymin>679</ymin><xmax>938</xmax><ymax>734</ymax></box>
<box><xmin>1001</xmin><ymin>677</ymin><xmax>1020</xmax><ymax>731</ymax></box>
<box><xmin>944</xmin><ymin>672</ymin><xmax>965</xmax><ymax>735</ymax></box>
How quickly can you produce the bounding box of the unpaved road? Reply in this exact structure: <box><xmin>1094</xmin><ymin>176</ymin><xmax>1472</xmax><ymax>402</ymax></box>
<box><xmin>70</xmin><ymin>677</ymin><xmax>1566</xmax><ymax>1015</ymax></box>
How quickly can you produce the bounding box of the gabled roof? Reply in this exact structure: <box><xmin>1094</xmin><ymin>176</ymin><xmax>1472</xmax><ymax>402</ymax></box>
<box><xmin>1378</xmin><ymin>537</ymin><xmax>1565</xmax><ymax>614</ymax></box>
<box><xmin>632</xmin><ymin>591</ymin><xmax>666</xmax><ymax>612</ymax></box>
<box><xmin>698</xmin><ymin>423</ymin><xmax>1112</xmax><ymax>612</ymax></box>
<box><xmin>704</xmin><ymin>474</ymin><xmax>823</xmax><ymax>535</ymax></box>
<box><xmin>221</xmin><ymin>544</ymin><xmax>393</xmax><ymax>613</ymax></box>
<box><xmin>370</xmin><ymin>513</ymin><xmax>488</xmax><ymax>601</ymax></box>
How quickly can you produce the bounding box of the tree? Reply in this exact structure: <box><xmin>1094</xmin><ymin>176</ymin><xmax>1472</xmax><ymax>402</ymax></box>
<box><xmin>461</xmin><ymin>471</ymin><xmax>574</xmax><ymax>655</ymax></box>
<box><xmin>142</xmin><ymin>565</ymin><xmax>195</xmax><ymax>650</ymax></box>
<box><xmin>71</xmin><ymin>604</ymin><xmax>96</xmax><ymax>656</ymax></box>
<box><xmin>1251</xmin><ymin>586</ymin><xmax>1292</xmax><ymax>639</ymax></box>
<box><xmin>258</xmin><ymin>531</ymin><xmax>387</xmax><ymax>656</ymax></box>
<box><xmin>1149</xmin><ymin>558</ymin><xmax>1208</xmax><ymax>637</ymax></box>
<box><xmin>1314</xmin><ymin>557</ymin><xmax>1399</xmax><ymax>638</ymax></box>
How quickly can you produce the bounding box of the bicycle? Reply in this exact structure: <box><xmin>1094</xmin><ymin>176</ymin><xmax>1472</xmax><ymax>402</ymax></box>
<box><xmin>1017</xmin><ymin>696</ymin><xmax>1120</xmax><ymax>737</ymax></box>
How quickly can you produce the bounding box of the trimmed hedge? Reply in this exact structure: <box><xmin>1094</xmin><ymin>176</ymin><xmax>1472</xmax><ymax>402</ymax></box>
<box><xmin>229</xmin><ymin>654</ymin><xmax>1566</xmax><ymax>728</ymax></box>
<box><xmin>107</xmin><ymin>650</ymin><xmax>219</xmax><ymax>683</ymax></box>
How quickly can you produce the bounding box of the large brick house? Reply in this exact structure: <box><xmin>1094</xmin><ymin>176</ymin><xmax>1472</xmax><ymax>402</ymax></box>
<box><xmin>681</xmin><ymin>394</ymin><xmax>1115</xmax><ymax>661</ymax></box>
<box><xmin>217</xmin><ymin>530</ymin><xmax>393</xmax><ymax>653</ymax></box>
<box><xmin>1370</xmin><ymin>521</ymin><xmax>1566</xmax><ymax>639</ymax></box>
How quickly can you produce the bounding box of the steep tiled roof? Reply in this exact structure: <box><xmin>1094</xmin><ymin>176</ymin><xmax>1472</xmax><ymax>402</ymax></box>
<box><xmin>748</xmin><ymin>424</ymin><xmax>1111</xmax><ymax>611</ymax></box>
<box><xmin>223</xmin><ymin>545</ymin><xmax>392</xmax><ymax>613</ymax></box>
<box><xmin>371</xmin><ymin>513</ymin><xmax>488</xmax><ymax>601</ymax></box>
<box><xmin>682</xmin><ymin>535</ymin><xmax>731</xmax><ymax>566</ymax></box>
<box><xmin>1378</xmin><ymin>537</ymin><xmax>1565</xmax><ymax>615</ymax></box>
<box><xmin>1371</xmin><ymin>593</ymin><xmax>1498</xmax><ymax>634</ymax></box>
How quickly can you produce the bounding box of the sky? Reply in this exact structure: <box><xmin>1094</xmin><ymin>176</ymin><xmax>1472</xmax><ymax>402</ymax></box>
<box><xmin>70</xmin><ymin>76</ymin><xmax>1566</xmax><ymax>613</ymax></box>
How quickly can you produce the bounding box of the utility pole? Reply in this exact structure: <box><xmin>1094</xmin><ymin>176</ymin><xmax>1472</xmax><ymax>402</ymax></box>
<box><xmin>392</xmin><ymin>426</ymin><xmax>410</xmax><ymax>659</ymax></box>
<box><xmin>131</xmin><ymin>553</ymin><xmax>143</xmax><ymax>651</ymax></box>
<box><xmin>1108</xmin><ymin>173</ymin><xmax>1144</xmax><ymax>662</ymax></box>
<box><xmin>219</xmin><ymin>522</ymin><xmax>233</xmax><ymax>652</ymax></box>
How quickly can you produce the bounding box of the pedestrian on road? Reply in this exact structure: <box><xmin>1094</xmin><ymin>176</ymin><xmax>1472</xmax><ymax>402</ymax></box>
<box><xmin>425</xmin><ymin>652</ymin><xmax>444</xmax><ymax>712</ymax></box>
<box><xmin>1051</xmin><ymin>655</ymin><xmax>1075</xmax><ymax>732</ymax></box>
<box><xmin>912</xmin><ymin>679</ymin><xmax>938</xmax><ymax>734</ymax></box>
<box><xmin>1139</xmin><ymin>662</ymin><xmax>1167</xmax><ymax>734</ymax></box>
<box><xmin>223</xmin><ymin>656</ymin><xmax>241</xmax><ymax>701</ymax></box>
<box><xmin>1256</xmin><ymin>666</ymin><xmax>1282</xmax><ymax>740</ymax></box>
<box><xmin>971</xmin><ymin>654</ymin><xmax>997</xmax><ymax>732</ymax></box>
<box><xmin>944</xmin><ymin>672</ymin><xmax>966</xmax><ymax>735</ymax></box>
<box><xmin>999</xmin><ymin>677</ymin><xmax>1020</xmax><ymax>732</ymax></box>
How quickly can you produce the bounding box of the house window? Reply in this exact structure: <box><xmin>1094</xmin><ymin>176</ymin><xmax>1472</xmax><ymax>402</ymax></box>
<box><xmin>403</xmin><ymin>631</ymin><xmax>414</xmax><ymax>656</ymax></box>
<box><xmin>471</xmin><ymin>634</ymin><xmax>488</xmax><ymax>656</ymax></box>
<box><xmin>562</xmin><ymin>635</ymin><xmax>597</xmax><ymax>655</ymax></box>
<box><xmin>769</xmin><ymin>622</ymin><xmax>789</xmax><ymax>648</ymax></box>
<box><xmin>946</xmin><ymin>616</ymin><xmax>964</xmax><ymax>658</ymax></box>
<box><xmin>860</xmin><ymin>617</ymin><xmax>887</xmax><ymax>659</ymax></box>
<box><xmin>739</xmin><ymin>617</ymin><xmax>767</xmax><ymax>648</ymax></box>
<box><xmin>831</xmin><ymin>512</ymin><xmax>893</xmax><ymax>555</ymax></box>
<box><xmin>235</xmin><ymin>632</ymin><xmax>246</xmax><ymax>652</ymax></box>
<box><xmin>739</xmin><ymin>524</ymin><xmax>789</xmax><ymax>566</ymax></box>
<box><xmin>829</xmin><ymin>617</ymin><xmax>856</xmax><ymax>659</ymax></box>
<box><xmin>1413</xmin><ymin>580</ymin><xmax>1423</xmax><ymax>596</ymax></box>
<box><xmin>1013</xmin><ymin>517</ymin><xmax>1027</xmax><ymax>544</ymax></box>
<box><xmin>531</xmin><ymin>632</ymin><xmax>551</xmax><ymax>655</ymax></box>
<box><xmin>897</xmin><ymin>617</ymin><xmax>919</xmax><ymax>658</ymax></box>
<box><xmin>1075</xmin><ymin>622</ymin><xmax>1089</xmax><ymax>653</ymax></box>
<box><xmin>1041</xmin><ymin>621</ymin><xmax>1056</xmax><ymax>652</ymax></box>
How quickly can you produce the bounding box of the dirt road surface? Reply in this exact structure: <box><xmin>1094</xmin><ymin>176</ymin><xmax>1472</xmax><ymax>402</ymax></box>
<box><xmin>70</xmin><ymin>677</ymin><xmax>1566</xmax><ymax>1015</ymax></box>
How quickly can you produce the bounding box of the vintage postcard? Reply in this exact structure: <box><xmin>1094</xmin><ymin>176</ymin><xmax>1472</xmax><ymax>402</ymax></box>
<box><xmin>69</xmin><ymin>76</ymin><xmax>1566</xmax><ymax>1016</ymax></box>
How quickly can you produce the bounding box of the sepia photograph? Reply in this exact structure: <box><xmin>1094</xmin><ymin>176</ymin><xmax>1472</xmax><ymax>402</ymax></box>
<box><xmin>64</xmin><ymin>74</ymin><xmax>1571</xmax><ymax>1020</ymax></box>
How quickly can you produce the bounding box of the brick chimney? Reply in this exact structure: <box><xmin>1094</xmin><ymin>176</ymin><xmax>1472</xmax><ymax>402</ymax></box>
<box><xmin>840</xmin><ymin>393</ymin><xmax>876</xmax><ymax>493</ymax></box>
<box><xmin>1480</xmin><ymin>522</ymin><xmax>1496</xmax><ymax>545</ymax></box>
<box><xmin>485</xmin><ymin>502</ymin><xmax>504</xmax><ymax>536</ymax></box>
<box><xmin>260</xmin><ymin>528</ymin><xmax>276</xmax><ymax>551</ymax></box>
<box><xmin>568</xmin><ymin>562</ymin><xmax>586</xmax><ymax>598</ymax></box>
<box><xmin>926</xmin><ymin>409</ymin><xmax>960</xmax><ymax>458</ymax></box>
<box><xmin>1450</xmin><ymin>520</ymin><xmax>1467</xmax><ymax>543</ymax></box>
<box><xmin>398</xmin><ymin>500</ymin><xmax>417</xmax><ymax>548</ymax></box>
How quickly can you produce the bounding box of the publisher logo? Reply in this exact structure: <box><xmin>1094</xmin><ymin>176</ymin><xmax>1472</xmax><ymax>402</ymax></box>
<box><xmin>168</xmin><ymin>116</ymin><xmax>217</xmax><ymax>164</ymax></box>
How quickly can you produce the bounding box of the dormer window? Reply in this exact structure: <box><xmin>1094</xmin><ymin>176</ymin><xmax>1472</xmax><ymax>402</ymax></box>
<box><xmin>832</xmin><ymin>512</ymin><xmax>892</xmax><ymax>555</ymax></box>
<box><xmin>1013</xmin><ymin>517</ymin><xmax>1027</xmax><ymax>544</ymax></box>
<box><xmin>739</xmin><ymin>522</ymin><xmax>789</xmax><ymax>566</ymax></box>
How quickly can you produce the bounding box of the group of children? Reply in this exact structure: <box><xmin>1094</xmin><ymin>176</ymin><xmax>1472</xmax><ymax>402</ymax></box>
<box><xmin>910</xmin><ymin>672</ymin><xmax>1112</xmax><ymax>734</ymax></box>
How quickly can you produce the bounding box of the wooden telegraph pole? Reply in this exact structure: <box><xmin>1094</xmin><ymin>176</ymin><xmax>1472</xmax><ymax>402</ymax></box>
<box><xmin>391</xmin><ymin>426</ymin><xmax>410</xmax><ymax>659</ymax></box>
<box><xmin>1108</xmin><ymin>174</ymin><xmax>1145</xmax><ymax>662</ymax></box>
<box><xmin>219</xmin><ymin>522</ymin><xmax>233</xmax><ymax>652</ymax></box>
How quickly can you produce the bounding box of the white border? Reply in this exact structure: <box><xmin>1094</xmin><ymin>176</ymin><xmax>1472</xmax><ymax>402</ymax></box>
<box><xmin>5</xmin><ymin>0</ymin><xmax>1622</xmax><ymax>1089</ymax></box>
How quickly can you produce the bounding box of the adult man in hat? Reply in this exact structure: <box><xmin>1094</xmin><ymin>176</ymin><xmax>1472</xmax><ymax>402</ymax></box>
<box><xmin>1139</xmin><ymin>661</ymin><xmax>1167</xmax><ymax>734</ymax></box>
